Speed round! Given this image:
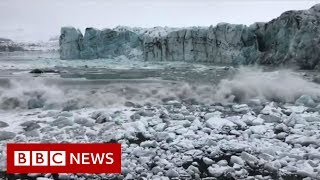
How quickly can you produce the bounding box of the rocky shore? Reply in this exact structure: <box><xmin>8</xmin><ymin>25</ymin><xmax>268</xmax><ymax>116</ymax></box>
<box><xmin>0</xmin><ymin>94</ymin><xmax>319</xmax><ymax>179</ymax></box>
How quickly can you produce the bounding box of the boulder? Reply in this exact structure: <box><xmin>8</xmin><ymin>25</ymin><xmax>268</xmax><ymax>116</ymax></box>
<box><xmin>0</xmin><ymin>131</ymin><xmax>16</xmax><ymax>140</ymax></box>
<box><xmin>0</xmin><ymin>121</ymin><xmax>9</xmax><ymax>128</ymax></box>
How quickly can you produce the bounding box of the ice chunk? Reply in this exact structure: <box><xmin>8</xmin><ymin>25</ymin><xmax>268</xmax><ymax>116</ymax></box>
<box><xmin>205</xmin><ymin>117</ymin><xmax>236</xmax><ymax>130</ymax></box>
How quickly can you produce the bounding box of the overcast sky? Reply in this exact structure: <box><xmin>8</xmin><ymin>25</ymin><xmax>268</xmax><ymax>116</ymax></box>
<box><xmin>0</xmin><ymin>0</ymin><xmax>319</xmax><ymax>41</ymax></box>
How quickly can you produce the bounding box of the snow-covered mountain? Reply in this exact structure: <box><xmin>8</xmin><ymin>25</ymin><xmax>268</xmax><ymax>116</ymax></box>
<box><xmin>0</xmin><ymin>38</ymin><xmax>59</xmax><ymax>52</ymax></box>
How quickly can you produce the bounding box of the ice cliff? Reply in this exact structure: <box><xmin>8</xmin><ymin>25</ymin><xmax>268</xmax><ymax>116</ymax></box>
<box><xmin>60</xmin><ymin>4</ymin><xmax>320</xmax><ymax>69</ymax></box>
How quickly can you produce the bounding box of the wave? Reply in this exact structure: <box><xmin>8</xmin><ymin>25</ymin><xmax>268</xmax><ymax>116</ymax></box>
<box><xmin>0</xmin><ymin>67</ymin><xmax>319</xmax><ymax>110</ymax></box>
<box><xmin>214</xmin><ymin>67</ymin><xmax>320</xmax><ymax>103</ymax></box>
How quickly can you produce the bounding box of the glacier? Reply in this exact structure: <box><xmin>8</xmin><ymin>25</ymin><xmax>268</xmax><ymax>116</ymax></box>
<box><xmin>60</xmin><ymin>4</ymin><xmax>320</xmax><ymax>69</ymax></box>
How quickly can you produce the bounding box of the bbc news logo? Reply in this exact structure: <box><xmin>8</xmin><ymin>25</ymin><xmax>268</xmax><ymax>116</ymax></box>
<box><xmin>7</xmin><ymin>143</ymin><xmax>121</xmax><ymax>173</ymax></box>
<box><xmin>14</xmin><ymin>151</ymin><xmax>66</xmax><ymax>166</ymax></box>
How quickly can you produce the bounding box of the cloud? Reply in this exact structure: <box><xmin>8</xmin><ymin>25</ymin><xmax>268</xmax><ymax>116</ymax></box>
<box><xmin>0</xmin><ymin>0</ymin><xmax>319</xmax><ymax>41</ymax></box>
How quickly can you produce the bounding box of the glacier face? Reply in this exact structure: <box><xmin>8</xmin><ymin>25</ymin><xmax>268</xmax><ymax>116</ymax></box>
<box><xmin>143</xmin><ymin>24</ymin><xmax>259</xmax><ymax>64</ymax></box>
<box><xmin>59</xmin><ymin>4</ymin><xmax>320</xmax><ymax>69</ymax></box>
<box><xmin>59</xmin><ymin>27</ymin><xmax>83</xmax><ymax>60</ymax></box>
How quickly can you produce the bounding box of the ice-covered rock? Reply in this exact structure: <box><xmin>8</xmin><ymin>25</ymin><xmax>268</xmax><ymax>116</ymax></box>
<box><xmin>205</xmin><ymin>117</ymin><xmax>236</xmax><ymax>130</ymax></box>
<box><xmin>240</xmin><ymin>152</ymin><xmax>260</xmax><ymax>168</ymax></box>
<box><xmin>249</xmin><ymin>125</ymin><xmax>267</xmax><ymax>134</ymax></box>
<box><xmin>74</xmin><ymin>117</ymin><xmax>95</xmax><ymax>127</ymax></box>
<box><xmin>232</xmin><ymin>104</ymin><xmax>250</xmax><ymax>113</ymax></box>
<box><xmin>0</xmin><ymin>131</ymin><xmax>16</xmax><ymax>140</ymax></box>
<box><xmin>0</xmin><ymin>39</ymin><xmax>25</xmax><ymax>52</ymax></box>
<box><xmin>91</xmin><ymin>111</ymin><xmax>112</xmax><ymax>123</ymax></box>
<box><xmin>230</xmin><ymin>156</ymin><xmax>245</xmax><ymax>166</ymax></box>
<box><xmin>140</xmin><ymin>140</ymin><xmax>157</xmax><ymax>148</ymax></box>
<box><xmin>202</xmin><ymin>157</ymin><xmax>214</xmax><ymax>166</ymax></box>
<box><xmin>0</xmin><ymin>121</ymin><xmax>9</xmax><ymax>128</ymax></box>
<box><xmin>51</xmin><ymin>117</ymin><xmax>74</xmax><ymax>128</ymax></box>
<box><xmin>165</xmin><ymin>169</ymin><xmax>179</xmax><ymax>178</ymax></box>
<box><xmin>208</xmin><ymin>165</ymin><xmax>231</xmax><ymax>177</ymax></box>
<box><xmin>20</xmin><ymin>121</ymin><xmax>41</xmax><ymax>131</ymax></box>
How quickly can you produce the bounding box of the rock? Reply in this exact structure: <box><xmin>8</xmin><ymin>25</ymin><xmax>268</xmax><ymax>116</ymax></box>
<box><xmin>58</xmin><ymin>173</ymin><xmax>70</xmax><ymax>180</ymax></box>
<box><xmin>249</xmin><ymin>125</ymin><xmax>267</xmax><ymax>134</ymax></box>
<box><xmin>165</xmin><ymin>169</ymin><xmax>179</xmax><ymax>178</ymax></box>
<box><xmin>96</xmin><ymin>113</ymin><xmax>112</xmax><ymax>123</ymax></box>
<box><xmin>29</xmin><ymin>69</ymin><xmax>60</xmax><ymax>74</ymax></box>
<box><xmin>274</xmin><ymin>123</ymin><xmax>289</xmax><ymax>133</ymax></box>
<box><xmin>130</xmin><ymin>113</ymin><xmax>141</xmax><ymax>121</ymax></box>
<box><xmin>260</xmin><ymin>114</ymin><xmax>282</xmax><ymax>123</ymax></box>
<box><xmin>91</xmin><ymin>111</ymin><xmax>112</xmax><ymax>123</ymax></box>
<box><xmin>240</xmin><ymin>152</ymin><xmax>260</xmax><ymax>168</ymax></box>
<box><xmin>295</xmin><ymin>95</ymin><xmax>317</xmax><ymax>107</ymax></box>
<box><xmin>186</xmin><ymin>165</ymin><xmax>200</xmax><ymax>176</ymax></box>
<box><xmin>230</xmin><ymin>156</ymin><xmax>245</xmax><ymax>166</ymax></box>
<box><xmin>24</xmin><ymin>130</ymin><xmax>40</xmax><ymax>137</ymax></box>
<box><xmin>217</xmin><ymin>160</ymin><xmax>228</xmax><ymax>166</ymax></box>
<box><xmin>283</xmin><ymin>113</ymin><xmax>306</xmax><ymax>127</ymax></box>
<box><xmin>286</xmin><ymin>135</ymin><xmax>320</xmax><ymax>146</ymax></box>
<box><xmin>264</xmin><ymin>161</ymin><xmax>281</xmax><ymax>174</ymax></box>
<box><xmin>74</xmin><ymin>117</ymin><xmax>95</xmax><ymax>127</ymax></box>
<box><xmin>204</xmin><ymin>112</ymin><xmax>220</xmax><ymax>120</ymax></box>
<box><xmin>0</xmin><ymin>121</ymin><xmax>9</xmax><ymax>128</ymax></box>
<box><xmin>248</xmin><ymin>98</ymin><xmax>262</xmax><ymax>106</ymax></box>
<box><xmin>124</xmin><ymin>101</ymin><xmax>136</xmax><ymax>107</ymax></box>
<box><xmin>36</xmin><ymin>178</ymin><xmax>51</xmax><ymax>180</ymax></box>
<box><xmin>140</xmin><ymin>140</ymin><xmax>157</xmax><ymax>148</ymax></box>
<box><xmin>58</xmin><ymin>111</ymin><xmax>73</xmax><ymax>117</ymax></box>
<box><xmin>208</xmin><ymin>165</ymin><xmax>230</xmax><ymax>177</ymax></box>
<box><xmin>252</xmin><ymin>117</ymin><xmax>264</xmax><ymax>125</ymax></box>
<box><xmin>140</xmin><ymin>110</ymin><xmax>155</xmax><ymax>117</ymax></box>
<box><xmin>51</xmin><ymin>117</ymin><xmax>74</xmax><ymax>128</ymax></box>
<box><xmin>20</xmin><ymin>121</ymin><xmax>41</xmax><ymax>131</ymax></box>
<box><xmin>203</xmin><ymin>157</ymin><xmax>214</xmax><ymax>166</ymax></box>
<box><xmin>151</xmin><ymin>166</ymin><xmax>162</xmax><ymax>174</ymax></box>
<box><xmin>164</xmin><ymin>100</ymin><xmax>182</xmax><ymax>107</ymax></box>
<box><xmin>0</xmin><ymin>131</ymin><xmax>16</xmax><ymax>140</ymax></box>
<box><xmin>170</xmin><ymin>113</ymin><xmax>184</xmax><ymax>120</ymax></box>
<box><xmin>29</xmin><ymin>69</ymin><xmax>43</xmax><ymax>74</ymax></box>
<box><xmin>232</xmin><ymin>104</ymin><xmax>250</xmax><ymax>113</ymax></box>
<box><xmin>205</xmin><ymin>117</ymin><xmax>236</xmax><ymax>130</ymax></box>
<box><xmin>185</xmin><ymin>115</ymin><xmax>196</xmax><ymax>121</ymax></box>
